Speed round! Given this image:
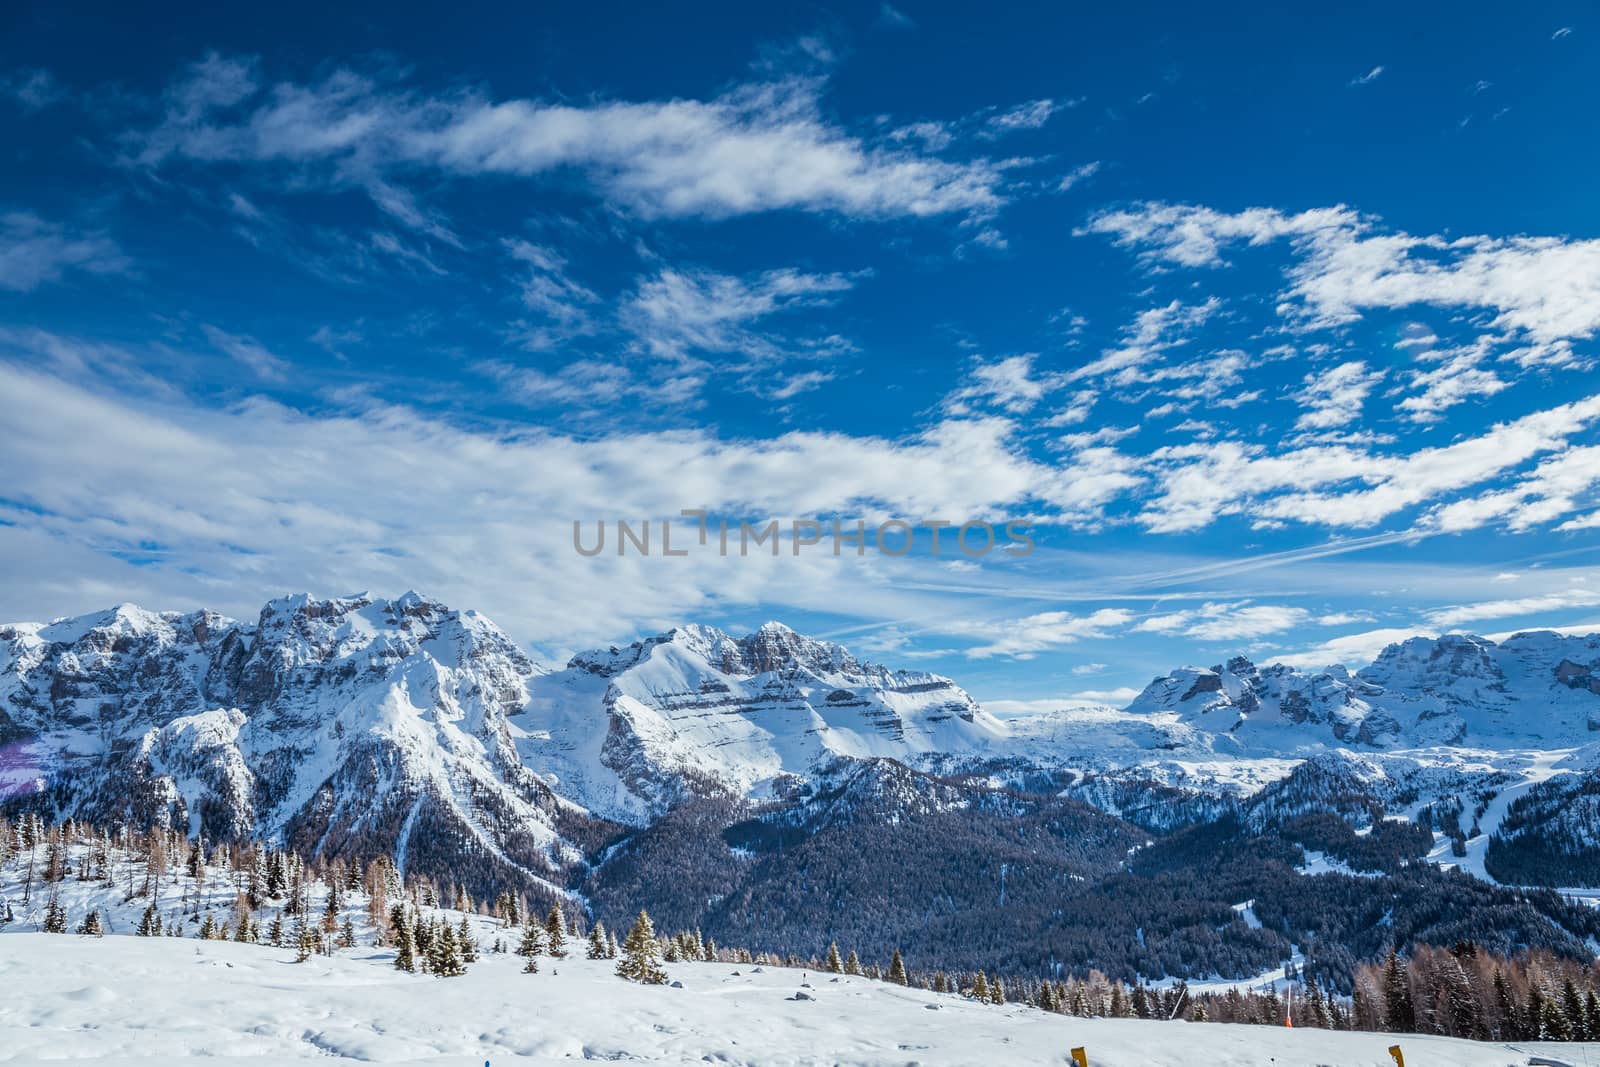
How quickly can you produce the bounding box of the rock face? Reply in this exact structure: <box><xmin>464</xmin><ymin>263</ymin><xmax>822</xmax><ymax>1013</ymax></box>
<box><xmin>0</xmin><ymin>593</ymin><xmax>586</xmax><ymax>896</ymax></box>
<box><xmin>6</xmin><ymin>593</ymin><xmax>1600</xmax><ymax>901</ymax></box>
<box><xmin>514</xmin><ymin>621</ymin><xmax>1007</xmax><ymax>823</ymax></box>
<box><xmin>1124</xmin><ymin>630</ymin><xmax>1600</xmax><ymax>751</ymax></box>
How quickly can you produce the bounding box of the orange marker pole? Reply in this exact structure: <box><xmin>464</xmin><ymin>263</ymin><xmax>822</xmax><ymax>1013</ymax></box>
<box><xmin>1069</xmin><ymin>1047</ymin><xmax>1088</xmax><ymax>1067</ymax></box>
<box><xmin>1388</xmin><ymin>1045</ymin><xmax>1405</xmax><ymax>1067</ymax></box>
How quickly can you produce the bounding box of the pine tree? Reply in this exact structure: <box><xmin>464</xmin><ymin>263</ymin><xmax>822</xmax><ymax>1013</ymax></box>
<box><xmin>615</xmin><ymin>910</ymin><xmax>667</xmax><ymax>985</ymax></box>
<box><xmin>136</xmin><ymin>901</ymin><xmax>162</xmax><ymax>937</ymax></box>
<box><xmin>845</xmin><ymin>949</ymin><xmax>862</xmax><ymax>976</ymax></box>
<box><xmin>587</xmin><ymin>921</ymin><xmax>609</xmax><ymax>960</ymax></box>
<box><xmin>76</xmin><ymin>910</ymin><xmax>103</xmax><ymax>936</ymax></box>
<box><xmin>990</xmin><ymin>977</ymin><xmax>1006</xmax><ymax>1005</ymax></box>
<box><xmin>198</xmin><ymin>913</ymin><xmax>217</xmax><ymax>940</ymax></box>
<box><xmin>517</xmin><ymin>918</ymin><xmax>544</xmax><ymax>959</ymax></box>
<box><xmin>394</xmin><ymin>913</ymin><xmax>418</xmax><ymax>974</ymax></box>
<box><xmin>431</xmin><ymin>921</ymin><xmax>466</xmax><ymax>977</ymax></box>
<box><xmin>888</xmin><ymin>949</ymin><xmax>908</xmax><ymax>986</ymax></box>
<box><xmin>457</xmin><ymin>915</ymin><xmax>477</xmax><ymax>962</ymax></box>
<box><xmin>826</xmin><ymin>942</ymin><xmax>844</xmax><ymax>973</ymax></box>
<box><xmin>338</xmin><ymin>919</ymin><xmax>357</xmax><ymax>949</ymax></box>
<box><xmin>267</xmin><ymin>913</ymin><xmax>287</xmax><ymax>948</ymax></box>
<box><xmin>972</xmin><ymin>972</ymin><xmax>990</xmax><ymax>1001</ymax></box>
<box><xmin>544</xmin><ymin>903</ymin><xmax>567</xmax><ymax>958</ymax></box>
<box><xmin>42</xmin><ymin>894</ymin><xmax>66</xmax><ymax>933</ymax></box>
<box><xmin>322</xmin><ymin>887</ymin><xmax>341</xmax><ymax>934</ymax></box>
<box><xmin>607</xmin><ymin>929</ymin><xmax>620</xmax><ymax>959</ymax></box>
<box><xmin>1382</xmin><ymin>950</ymin><xmax>1415</xmax><ymax>1033</ymax></box>
<box><xmin>292</xmin><ymin>917</ymin><xmax>312</xmax><ymax>962</ymax></box>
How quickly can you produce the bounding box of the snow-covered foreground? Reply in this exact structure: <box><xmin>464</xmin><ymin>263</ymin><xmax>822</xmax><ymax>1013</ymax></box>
<box><xmin>2</xmin><ymin>935</ymin><xmax>1595</xmax><ymax>1067</ymax></box>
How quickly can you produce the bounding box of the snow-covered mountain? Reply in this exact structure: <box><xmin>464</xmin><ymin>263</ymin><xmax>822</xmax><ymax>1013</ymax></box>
<box><xmin>1123</xmin><ymin>630</ymin><xmax>1600</xmax><ymax>752</ymax></box>
<box><xmin>0</xmin><ymin>593</ymin><xmax>585</xmax><ymax>895</ymax></box>
<box><xmin>513</xmin><ymin>621</ymin><xmax>1006</xmax><ymax>822</ymax></box>
<box><xmin>6</xmin><ymin>592</ymin><xmax>1600</xmax><ymax>897</ymax></box>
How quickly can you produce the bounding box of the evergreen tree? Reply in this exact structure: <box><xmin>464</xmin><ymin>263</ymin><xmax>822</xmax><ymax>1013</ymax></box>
<box><xmin>457</xmin><ymin>915</ymin><xmax>477</xmax><ymax>962</ymax></box>
<box><xmin>1382</xmin><ymin>950</ymin><xmax>1415</xmax><ymax>1033</ymax></box>
<box><xmin>76</xmin><ymin>910</ymin><xmax>103</xmax><ymax>936</ymax></box>
<box><xmin>291</xmin><ymin>917</ymin><xmax>312</xmax><ymax>962</ymax></box>
<box><xmin>267</xmin><ymin>914</ymin><xmax>286</xmax><ymax>948</ymax></box>
<box><xmin>338</xmin><ymin>919</ymin><xmax>357</xmax><ymax>949</ymax></box>
<box><xmin>616</xmin><ymin>910</ymin><xmax>667</xmax><ymax>985</ymax></box>
<box><xmin>431</xmin><ymin>921</ymin><xmax>466</xmax><ymax>977</ymax></box>
<box><xmin>888</xmin><ymin>949</ymin><xmax>908</xmax><ymax>986</ymax></box>
<box><xmin>845</xmin><ymin>950</ymin><xmax>862</xmax><ymax>976</ymax></box>
<box><xmin>198</xmin><ymin>913</ymin><xmax>217</xmax><ymax>940</ymax></box>
<box><xmin>972</xmin><ymin>972</ymin><xmax>990</xmax><ymax>1001</ymax></box>
<box><xmin>1561</xmin><ymin>978</ymin><xmax>1585</xmax><ymax>1042</ymax></box>
<box><xmin>826</xmin><ymin>942</ymin><xmax>844</xmax><ymax>974</ymax></box>
<box><xmin>545</xmin><ymin>903</ymin><xmax>568</xmax><ymax>958</ymax></box>
<box><xmin>394</xmin><ymin>913</ymin><xmax>418</xmax><ymax>974</ymax></box>
<box><xmin>587</xmin><ymin>921</ymin><xmax>608</xmax><ymax>960</ymax></box>
<box><xmin>42</xmin><ymin>894</ymin><xmax>66</xmax><ymax>933</ymax></box>
<box><xmin>517</xmin><ymin>919</ymin><xmax>544</xmax><ymax>958</ymax></box>
<box><xmin>136</xmin><ymin>901</ymin><xmax>162</xmax><ymax>937</ymax></box>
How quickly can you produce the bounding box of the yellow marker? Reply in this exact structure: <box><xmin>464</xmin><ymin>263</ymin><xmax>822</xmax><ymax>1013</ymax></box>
<box><xmin>1069</xmin><ymin>1048</ymin><xmax>1088</xmax><ymax>1067</ymax></box>
<box><xmin>1388</xmin><ymin>1045</ymin><xmax>1404</xmax><ymax>1067</ymax></box>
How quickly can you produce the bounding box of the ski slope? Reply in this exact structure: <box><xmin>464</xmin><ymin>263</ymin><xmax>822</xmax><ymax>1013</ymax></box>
<box><xmin>1</xmin><ymin>933</ymin><xmax>1595</xmax><ymax>1067</ymax></box>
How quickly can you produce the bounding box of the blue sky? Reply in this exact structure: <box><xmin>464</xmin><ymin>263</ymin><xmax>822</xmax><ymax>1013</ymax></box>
<box><xmin>3</xmin><ymin>1</ymin><xmax>1600</xmax><ymax>706</ymax></box>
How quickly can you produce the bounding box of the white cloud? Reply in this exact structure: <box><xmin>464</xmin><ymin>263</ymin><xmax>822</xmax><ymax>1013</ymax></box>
<box><xmin>0</xmin><ymin>212</ymin><xmax>128</xmax><ymax>291</ymax></box>
<box><xmin>1426</xmin><ymin>443</ymin><xmax>1600</xmax><ymax>533</ymax></box>
<box><xmin>1272</xmin><ymin>627</ymin><xmax>1424</xmax><ymax>670</ymax></box>
<box><xmin>1083</xmin><ymin>201</ymin><xmax>1600</xmax><ymax>349</ymax></box>
<box><xmin>128</xmin><ymin>55</ymin><xmax>1006</xmax><ymax>224</ymax></box>
<box><xmin>1139</xmin><ymin>391</ymin><xmax>1600</xmax><ymax>532</ymax></box>
<box><xmin>984</xmin><ymin>98</ymin><xmax>1063</xmax><ymax>133</ymax></box>
<box><xmin>877</xmin><ymin>4</ymin><xmax>915</xmax><ymax>30</ymax></box>
<box><xmin>503</xmin><ymin>239</ymin><xmax>600</xmax><ymax>350</ymax></box>
<box><xmin>1135</xmin><ymin>600</ymin><xmax>1309</xmax><ymax>641</ymax></box>
<box><xmin>1396</xmin><ymin>341</ymin><xmax>1509</xmax><ymax>422</ymax></box>
<box><xmin>943</xmin><ymin>354</ymin><xmax>1060</xmax><ymax>414</ymax></box>
<box><xmin>960</xmin><ymin>609</ymin><xmax>1136</xmax><ymax>659</ymax></box>
<box><xmin>1294</xmin><ymin>360</ymin><xmax>1383</xmax><ymax>429</ymax></box>
<box><xmin>1056</xmin><ymin>161</ymin><xmax>1101</xmax><ymax>193</ymax></box>
<box><xmin>620</xmin><ymin>266</ymin><xmax>856</xmax><ymax>371</ymax></box>
<box><xmin>1426</xmin><ymin>589</ymin><xmax>1600</xmax><ymax>629</ymax></box>
<box><xmin>1067</xmin><ymin>298</ymin><xmax>1221</xmax><ymax>386</ymax></box>
<box><xmin>0</xmin><ymin>355</ymin><xmax>1145</xmax><ymax>647</ymax></box>
<box><xmin>1349</xmin><ymin>66</ymin><xmax>1385</xmax><ymax>87</ymax></box>
<box><xmin>8</xmin><ymin>69</ymin><xmax>67</xmax><ymax>111</ymax></box>
<box><xmin>199</xmin><ymin>325</ymin><xmax>291</xmax><ymax>381</ymax></box>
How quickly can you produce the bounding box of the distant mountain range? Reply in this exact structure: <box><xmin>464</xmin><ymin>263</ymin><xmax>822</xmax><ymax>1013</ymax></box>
<box><xmin>5</xmin><ymin>592</ymin><xmax>1600</xmax><ymax>985</ymax></box>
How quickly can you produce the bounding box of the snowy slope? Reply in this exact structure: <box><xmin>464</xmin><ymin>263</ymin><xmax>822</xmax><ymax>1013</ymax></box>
<box><xmin>0</xmin><ymin>593</ymin><xmax>586</xmax><ymax>895</ymax></box>
<box><xmin>513</xmin><ymin>622</ymin><xmax>1008</xmax><ymax>821</ymax></box>
<box><xmin>9</xmin><ymin>593</ymin><xmax>1600</xmax><ymax>894</ymax></box>
<box><xmin>1126</xmin><ymin>631</ymin><xmax>1600</xmax><ymax>752</ymax></box>
<box><xmin>3</xmin><ymin>934</ymin><xmax>1591</xmax><ymax>1066</ymax></box>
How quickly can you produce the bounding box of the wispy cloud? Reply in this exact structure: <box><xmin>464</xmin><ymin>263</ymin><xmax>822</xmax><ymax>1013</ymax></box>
<box><xmin>1349</xmin><ymin>65</ymin><xmax>1385</xmax><ymax>87</ymax></box>
<box><xmin>0</xmin><ymin>212</ymin><xmax>129</xmax><ymax>291</ymax></box>
<box><xmin>125</xmin><ymin>53</ymin><xmax>1008</xmax><ymax>226</ymax></box>
<box><xmin>200</xmin><ymin>325</ymin><xmax>292</xmax><ymax>381</ymax></box>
